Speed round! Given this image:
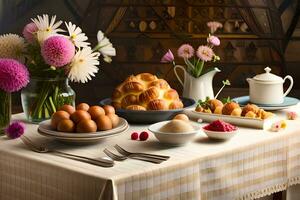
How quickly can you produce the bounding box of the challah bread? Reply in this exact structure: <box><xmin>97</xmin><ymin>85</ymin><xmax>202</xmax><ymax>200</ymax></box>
<box><xmin>112</xmin><ymin>73</ymin><xmax>183</xmax><ymax>110</ymax></box>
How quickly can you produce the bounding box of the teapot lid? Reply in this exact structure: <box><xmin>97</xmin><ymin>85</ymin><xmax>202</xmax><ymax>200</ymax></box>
<box><xmin>253</xmin><ymin>67</ymin><xmax>283</xmax><ymax>82</ymax></box>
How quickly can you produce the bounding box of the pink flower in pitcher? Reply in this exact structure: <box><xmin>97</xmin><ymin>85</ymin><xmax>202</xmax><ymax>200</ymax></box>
<box><xmin>161</xmin><ymin>49</ymin><xmax>174</xmax><ymax>63</ymax></box>
<box><xmin>207</xmin><ymin>21</ymin><xmax>223</xmax><ymax>34</ymax></box>
<box><xmin>177</xmin><ymin>44</ymin><xmax>194</xmax><ymax>59</ymax></box>
<box><xmin>207</xmin><ymin>35</ymin><xmax>220</xmax><ymax>46</ymax></box>
<box><xmin>196</xmin><ymin>45</ymin><xmax>214</xmax><ymax>62</ymax></box>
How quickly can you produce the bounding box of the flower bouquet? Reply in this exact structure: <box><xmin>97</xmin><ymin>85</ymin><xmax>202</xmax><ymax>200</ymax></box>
<box><xmin>161</xmin><ymin>21</ymin><xmax>222</xmax><ymax>78</ymax></box>
<box><xmin>0</xmin><ymin>14</ymin><xmax>116</xmax><ymax>122</ymax></box>
<box><xmin>161</xmin><ymin>21</ymin><xmax>223</xmax><ymax>100</ymax></box>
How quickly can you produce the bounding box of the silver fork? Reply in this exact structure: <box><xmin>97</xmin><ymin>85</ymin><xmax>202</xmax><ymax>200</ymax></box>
<box><xmin>20</xmin><ymin>136</ymin><xmax>114</xmax><ymax>167</ymax></box>
<box><xmin>103</xmin><ymin>148</ymin><xmax>164</xmax><ymax>164</ymax></box>
<box><xmin>114</xmin><ymin>144</ymin><xmax>170</xmax><ymax>161</ymax></box>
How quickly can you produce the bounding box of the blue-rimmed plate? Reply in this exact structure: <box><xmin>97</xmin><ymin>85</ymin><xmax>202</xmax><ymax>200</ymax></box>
<box><xmin>232</xmin><ymin>96</ymin><xmax>299</xmax><ymax>110</ymax></box>
<box><xmin>100</xmin><ymin>97</ymin><xmax>196</xmax><ymax>124</ymax></box>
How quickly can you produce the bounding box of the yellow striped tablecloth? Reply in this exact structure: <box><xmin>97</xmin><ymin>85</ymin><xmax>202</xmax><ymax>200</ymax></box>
<box><xmin>0</xmin><ymin>106</ymin><xmax>300</xmax><ymax>200</ymax></box>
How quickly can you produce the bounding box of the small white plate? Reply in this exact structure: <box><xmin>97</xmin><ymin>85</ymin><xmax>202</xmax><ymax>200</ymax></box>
<box><xmin>202</xmin><ymin>128</ymin><xmax>238</xmax><ymax>140</ymax></box>
<box><xmin>38</xmin><ymin>118</ymin><xmax>128</xmax><ymax>138</ymax></box>
<box><xmin>148</xmin><ymin>121</ymin><xmax>200</xmax><ymax>146</ymax></box>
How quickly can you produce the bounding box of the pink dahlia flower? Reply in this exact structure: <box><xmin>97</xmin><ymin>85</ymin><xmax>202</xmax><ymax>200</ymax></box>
<box><xmin>22</xmin><ymin>22</ymin><xmax>38</xmax><ymax>43</ymax></box>
<box><xmin>41</xmin><ymin>35</ymin><xmax>75</xmax><ymax>67</ymax></box>
<box><xmin>0</xmin><ymin>59</ymin><xmax>29</xmax><ymax>92</ymax></box>
<box><xmin>207</xmin><ymin>35</ymin><xmax>220</xmax><ymax>46</ymax></box>
<box><xmin>5</xmin><ymin>121</ymin><xmax>25</xmax><ymax>139</ymax></box>
<box><xmin>177</xmin><ymin>44</ymin><xmax>194</xmax><ymax>59</ymax></box>
<box><xmin>196</xmin><ymin>45</ymin><xmax>214</xmax><ymax>62</ymax></box>
<box><xmin>161</xmin><ymin>49</ymin><xmax>174</xmax><ymax>63</ymax></box>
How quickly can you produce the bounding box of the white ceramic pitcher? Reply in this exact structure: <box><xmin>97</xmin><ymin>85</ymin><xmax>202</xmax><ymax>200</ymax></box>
<box><xmin>174</xmin><ymin>65</ymin><xmax>221</xmax><ymax>101</ymax></box>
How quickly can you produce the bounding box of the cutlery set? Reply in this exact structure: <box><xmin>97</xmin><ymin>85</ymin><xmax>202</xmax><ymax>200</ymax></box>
<box><xmin>20</xmin><ymin>136</ymin><xmax>169</xmax><ymax>167</ymax></box>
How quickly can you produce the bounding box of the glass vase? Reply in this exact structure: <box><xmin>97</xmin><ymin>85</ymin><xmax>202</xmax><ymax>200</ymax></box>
<box><xmin>0</xmin><ymin>90</ymin><xmax>11</xmax><ymax>135</ymax></box>
<box><xmin>21</xmin><ymin>77</ymin><xmax>75</xmax><ymax>123</ymax></box>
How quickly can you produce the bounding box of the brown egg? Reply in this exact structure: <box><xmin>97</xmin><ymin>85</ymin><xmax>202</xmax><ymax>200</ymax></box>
<box><xmin>106</xmin><ymin>113</ymin><xmax>120</xmax><ymax>128</ymax></box>
<box><xmin>76</xmin><ymin>103</ymin><xmax>90</xmax><ymax>111</ymax></box>
<box><xmin>70</xmin><ymin>110</ymin><xmax>91</xmax><ymax>124</ymax></box>
<box><xmin>59</xmin><ymin>104</ymin><xmax>75</xmax><ymax>115</ymax></box>
<box><xmin>76</xmin><ymin>119</ymin><xmax>97</xmax><ymax>133</ymax></box>
<box><xmin>88</xmin><ymin>106</ymin><xmax>105</xmax><ymax>120</ymax></box>
<box><xmin>103</xmin><ymin>105</ymin><xmax>115</xmax><ymax>115</ymax></box>
<box><xmin>95</xmin><ymin>115</ymin><xmax>112</xmax><ymax>131</ymax></box>
<box><xmin>173</xmin><ymin>114</ymin><xmax>189</xmax><ymax>121</ymax></box>
<box><xmin>51</xmin><ymin>111</ymin><xmax>70</xmax><ymax>129</ymax></box>
<box><xmin>57</xmin><ymin>119</ymin><xmax>75</xmax><ymax>132</ymax></box>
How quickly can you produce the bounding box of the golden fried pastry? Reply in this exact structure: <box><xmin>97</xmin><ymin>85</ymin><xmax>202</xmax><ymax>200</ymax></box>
<box><xmin>222</xmin><ymin>102</ymin><xmax>240</xmax><ymax>115</ymax></box>
<box><xmin>242</xmin><ymin>104</ymin><xmax>259</xmax><ymax>116</ymax></box>
<box><xmin>245</xmin><ymin>111</ymin><xmax>256</xmax><ymax>118</ymax></box>
<box><xmin>214</xmin><ymin>106</ymin><xmax>223</xmax><ymax>114</ymax></box>
<box><xmin>231</xmin><ymin>108</ymin><xmax>242</xmax><ymax>116</ymax></box>
<box><xmin>208</xmin><ymin>99</ymin><xmax>223</xmax><ymax>112</ymax></box>
<box><xmin>112</xmin><ymin>73</ymin><xmax>183</xmax><ymax>110</ymax></box>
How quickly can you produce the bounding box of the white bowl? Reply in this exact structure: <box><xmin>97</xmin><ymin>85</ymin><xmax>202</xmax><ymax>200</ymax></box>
<box><xmin>148</xmin><ymin>121</ymin><xmax>200</xmax><ymax>146</ymax></box>
<box><xmin>202</xmin><ymin>128</ymin><xmax>238</xmax><ymax>140</ymax></box>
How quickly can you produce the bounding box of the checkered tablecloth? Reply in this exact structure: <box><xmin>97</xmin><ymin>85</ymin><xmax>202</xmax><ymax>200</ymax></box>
<box><xmin>1</xmin><ymin>106</ymin><xmax>300</xmax><ymax>200</ymax></box>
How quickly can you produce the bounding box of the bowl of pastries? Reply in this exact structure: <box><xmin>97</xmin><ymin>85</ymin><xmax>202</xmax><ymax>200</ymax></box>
<box><xmin>100</xmin><ymin>73</ymin><xmax>195</xmax><ymax>123</ymax></box>
<box><xmin>189</xmin><ymin>98</ymin><xmax>274</xmax><ymax>129</ymax></box>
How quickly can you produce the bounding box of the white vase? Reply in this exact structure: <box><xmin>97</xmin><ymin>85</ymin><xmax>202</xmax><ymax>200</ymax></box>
<box><xmin>174</xmin><ymin>65</ymin><xmax>221</xmax><ymax>101</ymax></box>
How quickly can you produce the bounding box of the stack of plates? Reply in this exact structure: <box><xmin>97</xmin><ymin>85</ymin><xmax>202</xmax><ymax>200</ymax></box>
<box><xmin>38</xmin><ymin>118</ymin><xmax>129</xmax><ymax>143</ymax></box>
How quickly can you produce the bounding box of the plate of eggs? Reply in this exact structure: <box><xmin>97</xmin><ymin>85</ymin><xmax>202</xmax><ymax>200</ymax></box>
<box><xmin>38</xmin><ymin>103</ymin><xmax>129</xmax><ymax>143</ymax></box>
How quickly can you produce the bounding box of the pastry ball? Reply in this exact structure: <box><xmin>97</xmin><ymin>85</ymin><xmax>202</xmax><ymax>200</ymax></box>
<box><xmin>208</xmin><ymin>99</ymin><xmax>223</xmax><ymax>112</ymax></box>
<box><xmin>231</xmin><ymin>108</ymin><xmax>242</xmax><ymax>116</ymax></box>
<box><xmin>57</xmin><ymin>119</ymin><xmax>75</xmax><ymax>132</ymax></box>
<box><xmin>245</xmin><ymin>111</ymin><xmax>256</xmax><ymax>118</ymax></box>
<box><xmin>241</xmin><ymin>104</ymin><xmax>259</xmax><ymax>116</ymax></box>
<box><xmin>70</xmin><ymin>110</ymin><xmax>91</xmax><ymax>124</ymax></box>
<box><xmin>106</xmin><ymin>113</ymin><xmax>120</xmax><ymax>128</ymax></box>
<box><xmin>51</xmin><ymin>111</ymin><xmax>70</xmax><ymax>129</ymax></box>
<box><xmin>95</xmin><ymin>115</ymin><xmax>113</xmax><ymax>131</ymax></box>
<box><xmin>222</xmin><ymin>102</ymin><xmax>240</xmax><ymax>115</ymax></box>
<box><xmin>103</xmin><ymin>105</ymin><xmax>115</xmax><ymax>115</ymax></box>
<box><xmin>76</xmin><ymin>119</ymin><xmax>97</xmax><ymax>133</ymax></box>
<box><xmin>76</xmin><ymin>103</ymin><xmax>90</xmax><ymax>111</ymax></box>
<box><xmin>214</xmin><ymin>106</ymin><xmax>223</xmax><ymax>114</ymax></box>
<box><xmin>59</xmin><ymin>104</ymin><xmax>75</xmax><ymax>115</ymax></box>
<box><xmin>88</xmin><ymin>106</ymin><xmax>105</xmax><ymax>120</ymax></box>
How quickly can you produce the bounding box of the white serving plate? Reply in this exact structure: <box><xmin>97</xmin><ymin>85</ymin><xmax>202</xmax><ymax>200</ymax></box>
<box><xmin>185</xmin><ymin>110</ymin><xmax>274</xmax><ymax>129</ymax></box>
<box><xmin>148</xmin><ymin>120</ymin><xmax>201</xmax><ymax>146</ymax></box>
<box><xmin>202</xmin><ymin>128</ymin><xmax>238</xmax><ymax>140</ymax></box>
<box><xmin>38</xmin><ymin>118</ymin><xmax>128</xmax><ymax>138</ymax></box>
<box><xmin>38</xmin><ymin>124</ymin><xmax>129</xmax><ymax>143</ymax></box>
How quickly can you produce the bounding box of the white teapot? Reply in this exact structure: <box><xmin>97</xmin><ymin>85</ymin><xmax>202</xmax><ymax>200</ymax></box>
<box><xmin>246</xmin><ymin>67</ymin><xmax>293</xmax><ymax>104</ymax></box>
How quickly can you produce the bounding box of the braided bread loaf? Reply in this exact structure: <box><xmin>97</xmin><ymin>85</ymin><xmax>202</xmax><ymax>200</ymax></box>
<box><xmin>112</xmin><ymin>73</ymin><xmax>183</xmax><ymax>110</ymax></box>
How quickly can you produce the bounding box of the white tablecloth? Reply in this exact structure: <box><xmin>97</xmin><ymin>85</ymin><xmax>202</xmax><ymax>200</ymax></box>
<box><xmin>1</xmin><ymin>105</ymin><xmax>300</xmax><ymax>200</ymax></box>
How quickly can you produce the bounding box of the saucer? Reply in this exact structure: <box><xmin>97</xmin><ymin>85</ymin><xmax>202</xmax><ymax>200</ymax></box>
<box><xmin>232</xmin><ymin>96</ymin><xmax>299</xmax><ymax>110</ymax></box>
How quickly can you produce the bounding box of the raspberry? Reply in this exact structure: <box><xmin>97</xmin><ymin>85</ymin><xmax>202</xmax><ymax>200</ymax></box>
<box><xmin>131</xmin><ymin>132</ymin><xmax>139</xmax><ymax>140</ymax></box>
<box><xmin>139</xmin><ymin>131</ymin><xmax>149</xmax><ymax>141</ymax></box>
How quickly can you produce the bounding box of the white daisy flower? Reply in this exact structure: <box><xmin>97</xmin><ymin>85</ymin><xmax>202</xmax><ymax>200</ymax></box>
<box><xmin>65</xmin><ymin>22</ymin><xmax>89</xmax><ymax>48</ymax></box>
<box><xmin>96</xmin><ymin>30</ymin><xmax>116</xmax><ymax>62</ymax></box>
<box><xmin>67</xmin><ymin>47</ymin><xmax>100</xmax><ymax>83</ymax></box>
<box><xmin>31</xmin><ymin>14</ymin><xmax>64</xmax><ymax>43</ymax></box>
